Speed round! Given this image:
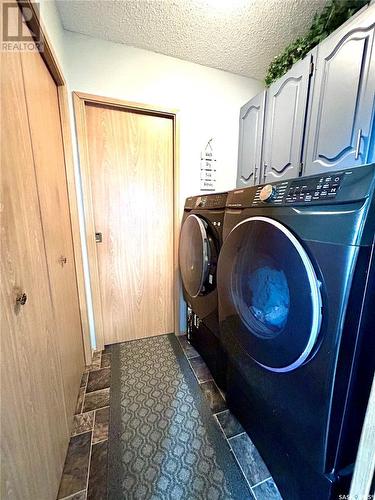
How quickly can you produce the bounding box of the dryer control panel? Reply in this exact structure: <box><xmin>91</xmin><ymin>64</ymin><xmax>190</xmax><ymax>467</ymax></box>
<box><xmin>227</xmin><ymin>165</ymin><xmax>375</xmax><ymax>208</ymax></box>
<box><xmin>184</xmin><ymin>192</ymin><xmax>228</xmax><ymax>210</ymax></box>
<box><xmin>194</xmin><ymin>193</ymin><xmax>227</xmax><ymax>209</ymax></box>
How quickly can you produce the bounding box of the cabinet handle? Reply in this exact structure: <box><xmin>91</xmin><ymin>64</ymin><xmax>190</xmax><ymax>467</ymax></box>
<box><xmin>16</xmin><ymin>292</ymin><xmax>27</xmax><ymax>306</ymax></box>
<box><xmin>263</xmin><ymin>163</ymin><xmax>268</xmax><ymax>181</ymax></box>
<box><xmin>355</xmin><ymin>129</ymin><xmax>362</xmax><ymax>160</ymax></box>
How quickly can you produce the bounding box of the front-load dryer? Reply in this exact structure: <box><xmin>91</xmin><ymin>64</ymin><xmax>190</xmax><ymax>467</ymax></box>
<box><xmin>179</xmin><ymin>192</ymin><xmax>227</xmax><ymax>388</ymax></box>
<box><xmin>217</xmin><ymin>165</ymin><xmax>375</xmax><ymax>499</ymax></box>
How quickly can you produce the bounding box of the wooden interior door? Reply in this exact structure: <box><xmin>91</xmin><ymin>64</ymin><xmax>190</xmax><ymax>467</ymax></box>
<box><xmin>84</xmin><ymin>103</ymin><xmax>174</xmax><ymax>344</ymax></box>
<box><xmin>1</xmin><ymin>50</ymin><xmax>68</xmax><ymax>499</ymax></box>
<box><xmin>21</xmin><ymin>43</ymin><xmax>84</xmax><ymax>422</ymax></box>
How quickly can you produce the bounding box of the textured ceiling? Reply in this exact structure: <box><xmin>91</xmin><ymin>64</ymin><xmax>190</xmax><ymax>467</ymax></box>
<box><xmin>56</xmin><ymin>0</ymin><xmax>328</xmax><ymax>80</ymax></box>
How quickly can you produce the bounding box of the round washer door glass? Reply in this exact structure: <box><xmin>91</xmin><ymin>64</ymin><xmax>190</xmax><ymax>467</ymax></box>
<box><xmin>179</xmin><ymin>214</ymin><xmax>210</xmax><ymax>298</ymax></box>
<box><xmin>221</xmin><ymin>216</ymin><xmax>322</xmax><ymax>372</ymax></box>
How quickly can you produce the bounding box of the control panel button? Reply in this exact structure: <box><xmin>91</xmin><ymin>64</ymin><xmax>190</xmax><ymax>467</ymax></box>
<box><xmin>259</xmin><ymin>184</ymin><xmax>276</xmax><ymax>202</ymax></box>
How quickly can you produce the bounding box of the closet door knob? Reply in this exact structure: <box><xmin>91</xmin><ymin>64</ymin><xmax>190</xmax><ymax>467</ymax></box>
<box><xmin>59</xmin><ymin>256</ymin><xmax>67</xmax><ymax>266</ymax></box>
<box><xmin>16</xmin><ymin>292</ymin><xmax>27</xmax><ymax>306</ymax></box>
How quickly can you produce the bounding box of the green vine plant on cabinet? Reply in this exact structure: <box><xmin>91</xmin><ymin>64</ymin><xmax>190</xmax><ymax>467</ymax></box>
<box><xmin>265</xmin><ymin>0</ymin><xmax>369</xmax><ymax>86</ymax></box>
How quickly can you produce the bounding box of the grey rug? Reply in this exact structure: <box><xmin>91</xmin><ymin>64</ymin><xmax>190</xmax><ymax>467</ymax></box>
<box><xmin>108</xmin><ymin>334</ymin><xmax>251</xmax><ymax>500</ymax></box>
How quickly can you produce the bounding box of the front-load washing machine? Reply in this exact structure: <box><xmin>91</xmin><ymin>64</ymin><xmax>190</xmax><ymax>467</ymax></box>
<box><xmin>217</xmin><ymin>165</ymin><xmax>375</xmax><ymax>499</ymax></box>
<box><xmin>179</xmin><ymin>192</ymin><xmax>227</xmax><ymax>388</ymax></box>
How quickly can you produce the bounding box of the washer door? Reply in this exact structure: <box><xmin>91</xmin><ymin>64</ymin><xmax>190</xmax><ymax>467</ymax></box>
<box><xmin>218</xmin><ymin>216</ymin><xmax>322</xmax><ymax>372</ymax></box>
<box><xmin>179</xmin><ymin>214</ymin><xmax>211</xmax><ymax>298</ymax></box>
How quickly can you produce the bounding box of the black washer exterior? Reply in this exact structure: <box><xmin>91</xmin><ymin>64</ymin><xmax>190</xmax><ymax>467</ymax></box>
<box><xmin>218</xmin><ymin>165</ymin><xmax>375</xmax><ymax>499</ymax></box>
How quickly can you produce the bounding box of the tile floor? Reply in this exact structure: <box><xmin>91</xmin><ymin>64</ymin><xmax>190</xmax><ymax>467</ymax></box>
<box><xmin>177</xmin><ymin>334</ymin><xmax>282</xmax><ymax>500</ymax></box>
<box><xmin>57</xmin><ymin>350</ymin><xmax>111</xmax><ymax>500</ymax></box>
<box><xmin>57</xmin><ymin>335</ymin><xmax>281</xmax><ymax>499</ymax></box>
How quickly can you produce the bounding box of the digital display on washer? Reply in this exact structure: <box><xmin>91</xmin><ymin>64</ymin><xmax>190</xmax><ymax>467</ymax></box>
<box><xmin>286</xmin><ymin>174</ymin><xmax>343</xmax><ymax>203</ymax></box>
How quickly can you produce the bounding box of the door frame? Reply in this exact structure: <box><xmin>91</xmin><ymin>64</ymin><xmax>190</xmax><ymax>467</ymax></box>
<box><xmin>73</xmin><ymin>91</ymin><xmax>181</xmax><ymax>349</ymax></box>
<box><xmin>19</xmin><ymin>0</ymin><xmax>92</xmax><ymax>364</ymax></box>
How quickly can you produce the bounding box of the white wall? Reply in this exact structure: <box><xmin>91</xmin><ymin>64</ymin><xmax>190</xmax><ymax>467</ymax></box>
<box><xmin>39</xmin><ymin>0</ymin><xmax>66</xmax><ymax>70</ymax></box>
<box><xmin>40</xmin><ymin>6</ymin><xmax>264</xmax><ymax>346</ymax></box>
<box><xmin>63</xmin><ymin>31</ymin><xmax>263</xmax><ymax>200</ymax></box>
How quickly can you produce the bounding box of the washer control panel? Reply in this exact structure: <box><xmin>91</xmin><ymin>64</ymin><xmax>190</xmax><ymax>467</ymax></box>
<box><xmin>285</xmin><ymin>174</ymin><xmax>343</xmax><ymax>204</ymax></box>
<box><xmin>252</xmin><ymin>181</ymin><xmax>289</xmax><ymax>205</ymax></box>
<box><xmin>259</xmin><ymin>184</ymin><xmax>276</xmax><ymax>202</ymax></box>
<box><xmin>251</xmin><ymin>175</ymin><xmax>343</xmax><ymax>206</ymax></box>
<box><xmin>226</xmin><ymin>166</ymin><xmax>374</xmax><ymax>209</ymax></box>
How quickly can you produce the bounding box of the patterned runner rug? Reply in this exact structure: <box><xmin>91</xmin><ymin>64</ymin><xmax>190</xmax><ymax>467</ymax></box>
<box><xmin>108</xmin><ymin>334</ymin><xmax>251</xmax><ymax>499</ymax></box>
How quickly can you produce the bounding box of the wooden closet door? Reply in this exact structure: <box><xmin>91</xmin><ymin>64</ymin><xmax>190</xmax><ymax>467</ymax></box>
<box><xmin>1</xmin><ymin>51</ymin><xmax>68</xmax><ymax>499</ymax></box>
<box><xmin>21</xmin><ymin>44</ymin><xmax>84</xmax><ymax>422</ymax></box>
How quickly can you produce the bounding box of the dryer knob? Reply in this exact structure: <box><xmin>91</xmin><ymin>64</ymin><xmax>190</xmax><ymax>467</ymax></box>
<box><xmin>260</xmin><ymin>184</ymin><xmax>276</xmax><ymax>202</ymax></box>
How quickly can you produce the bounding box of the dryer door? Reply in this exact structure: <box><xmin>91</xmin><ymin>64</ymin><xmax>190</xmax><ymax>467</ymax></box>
<box><xmin>218</xmin><ymin>216</ymin><xmax>322</xmax><ymax>372</ymax></box>
<box><xmin>179</xmin><ymin>214</ymin><xmax>211</xmax><ymax>298</ymax></box>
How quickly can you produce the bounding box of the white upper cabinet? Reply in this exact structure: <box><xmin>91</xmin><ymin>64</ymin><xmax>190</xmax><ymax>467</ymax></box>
<box><xmin>262</xmin><ymin>50</ymin><xmax>316</xmax><ymax>183</ymax></box>
<box><xmin>236</xmin><ymin>91</ymin><xmax>266</xmax><ymax>188</ymax></box>
<box><xmin>304</xmin><ymin>6</ymin><xmax>375</xmax><ymax>175</ymax></box>
<box><xmin>236</xmin><ymin>5</ymin><xmax>375</xmax><ymax>187</ymax></box>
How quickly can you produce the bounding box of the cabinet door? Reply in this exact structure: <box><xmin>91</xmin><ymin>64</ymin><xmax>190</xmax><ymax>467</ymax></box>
<box><xmin>1</xmin><ymin>51</ymin><xmax>68</xmax><ymax>500</ymax></box>
<box><xmin>304</xmin><ymin>7</ymin><xmax>375</xmax><ymax>175</ymax></box>
<box><xmin>21</xmin><ymin>46</ymin><xmax>84</xmax><ymax>423</ymax></box>
<box><xmin>263</xmin><ymin>51</ymin><xmax>315</xmax><ymax>182</ymax></box>
<box><xmin>236</xmin><ymin>91</ymin><xmax>266</xmax><ymax>187</ymax></box>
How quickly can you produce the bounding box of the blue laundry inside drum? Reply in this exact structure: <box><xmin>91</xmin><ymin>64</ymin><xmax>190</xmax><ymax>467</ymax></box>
<box><xmin>246</xmin><ymin>266</ymin><xmax>290</xmax><ymax>339</ymax></box>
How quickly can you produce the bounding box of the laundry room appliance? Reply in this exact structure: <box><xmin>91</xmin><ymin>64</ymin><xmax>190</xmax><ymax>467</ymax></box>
<box><xmin>179</xmin><ymin>192</ymin><xmax>228</xmax><ymax>388</ymax></box>
<box><xmin>217</xmin><ymin>165</ymin><xmax>375</xmax><ymax>499</ymax></box>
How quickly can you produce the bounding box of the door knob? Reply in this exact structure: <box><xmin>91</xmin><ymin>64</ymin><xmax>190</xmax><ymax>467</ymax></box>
<box><xmin>58</xmin><ymin>255</ymin><xmax>67</xmax><ymax>267</ymax></box>
<box><xmin>95</xmin><ymin>232</ymin><xmax>102</xmax><ymax>243</ymax></box>
<box><xmin>16</xmin><ymin>292</ymin><xmax>27</xmax><ymax>306</ymax></box>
